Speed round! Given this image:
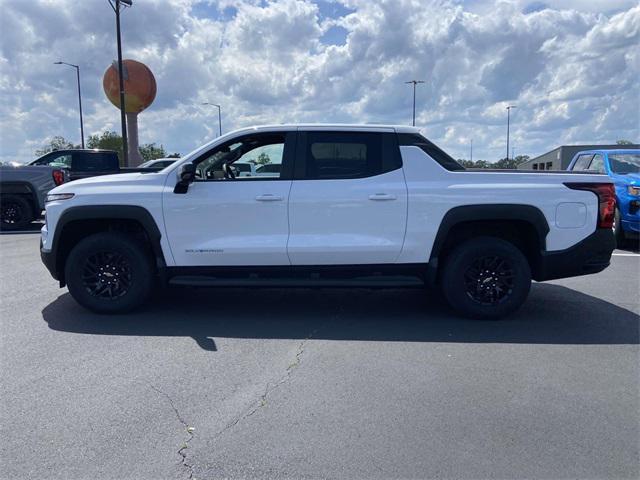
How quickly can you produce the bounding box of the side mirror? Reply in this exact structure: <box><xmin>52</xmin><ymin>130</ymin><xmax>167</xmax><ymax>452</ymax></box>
<box><xmin>174</xmin><ymin>163</ymin><xmax>196</xmax><ymax>194</ymax></box>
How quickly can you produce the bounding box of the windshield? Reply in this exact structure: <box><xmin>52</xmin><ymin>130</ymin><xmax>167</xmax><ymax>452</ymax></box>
<box><xmin>609</xmin><ymin>153</ymin><xmax>640</xmax><ymax>174</ymax></box>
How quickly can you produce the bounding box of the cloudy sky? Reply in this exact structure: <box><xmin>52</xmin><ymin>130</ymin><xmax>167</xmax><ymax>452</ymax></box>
<box><xmin>1</xmin><ymin>0</ymin><xmax>638</xmax><ymax>164</ymax></box>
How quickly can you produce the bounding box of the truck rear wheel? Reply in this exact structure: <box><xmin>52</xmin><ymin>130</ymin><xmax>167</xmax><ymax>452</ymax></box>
<box><xmin>441</xmin><ymin>236</ymin><xmax>531</xmax><ymax>319</ymax></box>
<box><xmin>65</xmin><ymin>232</ymin><xmax>154</xmax><ymax>313</ymax></box>
<box><xmin>0</xmin><ymin>195</ymin><xmax>33</xmax><ymax>230</ymax></box>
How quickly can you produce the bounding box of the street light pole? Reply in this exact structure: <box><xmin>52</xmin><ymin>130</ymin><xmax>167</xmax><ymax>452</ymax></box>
<box><xmin>54</xmin><ymin>61</ymin><xmax>85</xmax><ymax>148</ymax></box>
<box><xmin>405</xmin><ymin>80</ymin><xmax>425</xmax><ymax>126</ymax></box>
<box><xmin>506</xmin><ymin>105</ymin><xmax>517</xmax><ymax>161</ymax></box>
<box><xmin>109</xmin><ymin>0</ymin><xmax>132</xmax><ymax>165</ymax></box>
<box><xmin>202</xmin><ymin>103</ymin><xmax>222</xmax><ymax>137</ymax></box>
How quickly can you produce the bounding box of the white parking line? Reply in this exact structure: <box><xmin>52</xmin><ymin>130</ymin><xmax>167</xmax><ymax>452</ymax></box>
<box><xmin>612</xmin><ymin>252</ymin><xmax>640</xmax><ymax>257</ymax></box>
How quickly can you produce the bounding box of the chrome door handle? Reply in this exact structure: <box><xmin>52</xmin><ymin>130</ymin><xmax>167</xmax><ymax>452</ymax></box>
<box><xmin>255</xmin><ymin>194</ymin><xmax>284</xmax><ymax>202</ymax></box>
<box><xmin>368</xmin><ymin>193</ymin><xmax>397</xmax><ymax>201</ymax></box>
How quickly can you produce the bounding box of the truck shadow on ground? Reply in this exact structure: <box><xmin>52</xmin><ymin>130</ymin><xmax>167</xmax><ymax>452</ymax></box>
<box><xmin>0</xmin><ymin>221</ymin><xmax>43</xmax><ymax>235</ymax></box>
<box><xmin>42</xmin><ymin>282</ymin><xmax>639</xmax><ymax>351</ymax></box>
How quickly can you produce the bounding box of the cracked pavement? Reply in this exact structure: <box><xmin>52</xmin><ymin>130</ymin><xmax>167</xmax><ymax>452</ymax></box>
<box><xmin>1</xmin><ymin>233</ymin><xmax>639</xmax><ymax>479</ymax></box>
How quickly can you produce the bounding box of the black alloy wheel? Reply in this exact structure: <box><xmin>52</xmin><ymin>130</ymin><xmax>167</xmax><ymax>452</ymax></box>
<box><xmin>65</xmin><ymin>232</ymin><xmax>154</xmax><ymax>313</ymax></box>
<box><xmin>441</xmin><ymin>236</ymin><xmax>531</xmax><ymax>319</ymax></box>
<box><xmin>463</xmin><ymin>255</ymin><xmax>515</xmax><ymax>306</ymax></box>
<box><xmin>82</xmin><ymin>251</ymin><xmax>133</xmax><ymax>300</ymax></box>
<box><xmin>0</xmin><ymin>195</ymin><xmax>32</xmax><ymax>230</ymax></box>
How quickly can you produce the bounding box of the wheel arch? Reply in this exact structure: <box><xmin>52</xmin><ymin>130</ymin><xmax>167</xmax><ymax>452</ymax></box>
<box><xmin>1</xmin><ymin>182</ymin><xmax>38</xmax><ymax>216</ymax></box>
<box><xmin>426</xmin><ymin>204</ymin><xmax>550</xmax><ymax>284</ymax></box>
<box><xmin>50</xmin><ymin>205</ymin><xmax>166</xmax><ymax>285</ymax></box>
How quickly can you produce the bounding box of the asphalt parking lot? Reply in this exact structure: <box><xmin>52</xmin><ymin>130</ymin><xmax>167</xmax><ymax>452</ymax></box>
<box><xmin>1</xmin><ymin>228</ymin><xmax>638</xmax><ymax>480</ymax></box>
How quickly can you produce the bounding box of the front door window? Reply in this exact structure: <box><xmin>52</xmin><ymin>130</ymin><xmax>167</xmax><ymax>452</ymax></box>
<box><xmin>195</xmin><ymin>134</ymin><xmax>286</xmax><ymax>181</ymax></box>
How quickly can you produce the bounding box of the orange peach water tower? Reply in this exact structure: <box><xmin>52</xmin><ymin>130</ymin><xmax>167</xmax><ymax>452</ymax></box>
<box><xmin>103</xmin><ymin>59</ymin><xmax>156</xmax><ymax>166</ymax></box>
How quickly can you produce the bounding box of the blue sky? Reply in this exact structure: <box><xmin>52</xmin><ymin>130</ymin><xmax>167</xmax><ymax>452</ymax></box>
<box><xmin>0</xmin><ymin>0</ymin><xmax>638</xmax><ymax>163</ymax></box>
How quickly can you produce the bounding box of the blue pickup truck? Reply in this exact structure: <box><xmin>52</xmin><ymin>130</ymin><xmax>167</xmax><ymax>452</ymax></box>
<box><xmin>568</xmin><ymin>149</ymin><xmax>639</xmax><ymax>246</ymax></box>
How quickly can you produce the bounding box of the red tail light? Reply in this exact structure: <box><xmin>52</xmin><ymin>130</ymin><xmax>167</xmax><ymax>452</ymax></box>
<box><xmin>564</xmin><ymin>182</ymin><xmax>616</xmax><ymax>229</ymax></box>
<box><xmin>52</xmin><ymin>169</ymin><xmax>65</xmax><ymax>186</ymax></box>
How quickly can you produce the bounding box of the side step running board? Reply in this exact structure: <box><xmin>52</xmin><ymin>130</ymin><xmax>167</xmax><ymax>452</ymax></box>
<box><xmin>168</xmin><ymin>275</ymin><xmax>425</xmax><ymax>288</ymax></box>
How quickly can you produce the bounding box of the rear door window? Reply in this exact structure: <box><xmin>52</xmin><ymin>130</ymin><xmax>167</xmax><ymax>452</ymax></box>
<box><xmin>296</xmin><ymin>131</ymin><xmax>401</xmax><ymax>180</ymax></box>
<box><xmin>72</xmin><ymin>152</ymin><xmax>117</xmax><ymax>172</ymax></box>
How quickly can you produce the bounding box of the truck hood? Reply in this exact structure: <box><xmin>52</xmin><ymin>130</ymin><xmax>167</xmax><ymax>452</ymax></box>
<box><xmin>50</xmin><ymin>172</ymin><xmax>155</xmax><ymax>193</ymax></box>
<box><xmin>610</xmin><ymin>172</ymin><xmax>640</xmax><ymax>186</ymax></box>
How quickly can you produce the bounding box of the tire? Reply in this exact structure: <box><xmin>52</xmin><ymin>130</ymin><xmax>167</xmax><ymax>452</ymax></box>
<box><xmin>0</xmin><ymin>195</ymin><xmax>34</xmax><ymax>230</ymax></box>
<box><xmin>65</xmin><ymin>232</ymin><xmax>154</xmax><ymax>313</ymax></box>
<box><xmin>613</xmin><ymin>207</ymin><xmax>627</xmax><ymax>248</ymax></box>
<box><xmin>440</xmin><ymin>236</ymin><xmax>531</xmax><ymax>320</ymax></box>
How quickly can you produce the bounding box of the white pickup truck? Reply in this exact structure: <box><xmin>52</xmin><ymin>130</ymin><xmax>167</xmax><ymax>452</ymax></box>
<box><xmin>40</xmin><ymin>125</ymin><xmax>616</xmax><ymax>318</ymax></box>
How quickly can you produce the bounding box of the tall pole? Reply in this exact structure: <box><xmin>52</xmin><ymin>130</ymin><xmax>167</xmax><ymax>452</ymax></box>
<box><xmin>115</xmin><ymin>0</ymin><xmax>129</xmax><ymax>166</ymax></box>
<box><xmin>202</xmin><ymin>103</ymin><xmax>222</xmax><ymax>137</ymax></box>
<box><xmin>218</xmin><ymin>105</ymin><xmax>222</xmax><ymax>137</ymax></box>
<box><xmin>76</xmin><ymin>66</ymin><xmax>85</xmax><ymax>148</ymax></box>
<box><xmin>506</xmin><ymin>105</ymin><xmax>516</xmax><ymax>161</ymax></box>
<box><xmin>405</xmin><ymin>80</ymin><xmax>425</xmax><ymax>126</ymax></box>
<box><xmin>54</xmin><ymin>62</ymin><xmax>84</xmax><ymax>148</ymax></box>
<box><xmin>470</xmin><ymin>139</ymin><xmax>473</xmax><ymax>163</ymax></box>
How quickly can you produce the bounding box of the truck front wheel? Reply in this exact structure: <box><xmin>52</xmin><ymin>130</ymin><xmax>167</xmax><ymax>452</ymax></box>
<box><xmin>65</xmin><ymin>232</ymin><xmax>154</xmax><ymax>313</ymax></box>
<box><xmin>613</xmin><ymin>207</ymin><xmax>627</xmax><ymax>248</ymax></box>
<box><xmin>0</xmin><ymin>195</ymin><xmax>33</xmax><ymax>230</ymax></box>
<box><xmin>440</xmin><ymin>236</ymin><xmax>531</xmax><ymax>319</ymax></box>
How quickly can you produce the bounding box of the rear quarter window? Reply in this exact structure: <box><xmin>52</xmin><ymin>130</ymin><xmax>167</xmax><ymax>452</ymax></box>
<box><xmin>397</xmin><ymin>133</ymin><xmax>464</xmax><ymax>171</ymax></box>
<box><xmin>72</xmin><ymin>153</ymin><xmax>118</xmax><ymax>171</ymax></box>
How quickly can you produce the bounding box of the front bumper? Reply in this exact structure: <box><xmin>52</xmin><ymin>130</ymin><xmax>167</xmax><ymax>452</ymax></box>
<box><xmin>621</xmin><ymin>217</ymin><xmax>640</xmax><ymax>235</ymax></box>
<box><xmin>619</xmin><ymin>195</ymin><xmax>639</xmax><ymax>234</ymax></box>
<box><xmin>40</xmin><ymin>239</ymin><xmax>59</xmax><ymax>281</ymax></box>
<box><xmin>534</xmin><ymin>228</ymin><xmax>615</xmax><ymax>281</ymax></box>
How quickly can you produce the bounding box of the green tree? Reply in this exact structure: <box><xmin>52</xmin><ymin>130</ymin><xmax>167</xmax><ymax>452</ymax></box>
<box><xmin>139</xmin><ymin>143</ymin><xmax>167</xmax><ymax>161</ymax></box>
<box><xmin>87</xmin><ymin>131</ymin><xmax>124</xmax><ymax>162</ymax></box>
<box><xmin>617</xmin><ymin>139</ymin><xmax>634</xmax><ymax>145</ymax></box>
<box><xmin>87</xmin><ymin>131</ymin><xmax>171</xmax><ymax>164</ymax></box>
<box><xmin>35</xmin><ymin>136</ymin><xmax>79</xmax><ymax>157</ymax></box>
<box><xmin>490</xmin><ymin>155</ymin><xmax>530</xmax><ymax>169</ymax></box>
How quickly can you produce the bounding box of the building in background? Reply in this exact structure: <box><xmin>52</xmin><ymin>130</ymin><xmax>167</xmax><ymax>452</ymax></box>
<box><xmin>518</xmin><ymin>144</ymin><xmax>640</xmax><ymax>171</ymax></box>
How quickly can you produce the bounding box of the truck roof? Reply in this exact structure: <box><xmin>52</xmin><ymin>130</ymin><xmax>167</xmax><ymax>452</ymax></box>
<box><xmin>575</xmin><ymin>148</ymin><xmax>640</xmax><ymax>155</ymax></box>
<box><xmin>228</xmin><ymin>124</ymin><xmax>422</xmax><ymax>134</ymax></box>
<box><xmin>37</xmin><ymin>149</ymin><xmax>118</xmax><ymax>155</ymax></box>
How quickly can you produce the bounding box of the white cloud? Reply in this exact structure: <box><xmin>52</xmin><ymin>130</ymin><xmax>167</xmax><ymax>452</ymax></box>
<box><xmin>0</xmin><ymin>0</ymin><xmax>638</xmax><ymax>164</ymax></box>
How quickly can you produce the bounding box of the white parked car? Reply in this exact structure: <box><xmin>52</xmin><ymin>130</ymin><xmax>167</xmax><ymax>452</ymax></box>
<box><xmin>41</xmin><ymin>125</ymin><xmax>615</xmax><ymax>318</ymax></box>
<box><xmin>138</xmin><ymin>158</ymin><xmax>178</xmax><ymax>169</ymax></box>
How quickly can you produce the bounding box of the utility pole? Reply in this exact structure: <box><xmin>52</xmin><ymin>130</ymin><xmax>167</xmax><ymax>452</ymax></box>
<box><xmin>405</xmin><ymin>80</ymin><xmax>425</xmax><ymax>126</ymax></box>
<box><xmin>506</xmin><ymin>105</ymin><xmax>517</xmax><ymax>161</ymax></box>
<box><xmin>54</xmin><ymin>61</ymin><xmax>85</xmax><ymax>148</ymax></box>
<box><xmin>202</xmin><ymin>103</ymin><xmax>222</xmax><ymax>137</ymax></box>
<box><xmin>470</xmin><ymin>139</ymin><xmax>473</xmax><ymax>163</ymax></box>
<box><xmin>109</xmin><ymin>0</ymin><xmax>133</xmax><ymax>165</ymax></box>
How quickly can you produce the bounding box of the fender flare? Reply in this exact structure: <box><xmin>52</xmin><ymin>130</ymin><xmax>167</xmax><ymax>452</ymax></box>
<box><xmin>0</xmin><ymin>182</ymin><xmax>38</xmax><ymax>212</ymax></box>
<box><xmin>49</xmin><ymin>205</ymin><xmax>165</xmax><ymax>280</ymax></box>
<box><xmin>426</xmin><ymin>204</ymin><xmax>550</xmax><ymax>283</ymax></box>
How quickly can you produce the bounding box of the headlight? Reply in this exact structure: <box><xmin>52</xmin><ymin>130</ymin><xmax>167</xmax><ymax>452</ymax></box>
<box><xmin>628</xmin><ymin>186</ymin><xmax>640</xmax><ymax>196</ymax></box>
<box><xmin>45</xmin><ymin>193</ymin><xmax>74</xmax><ymax>203</ymax></box>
